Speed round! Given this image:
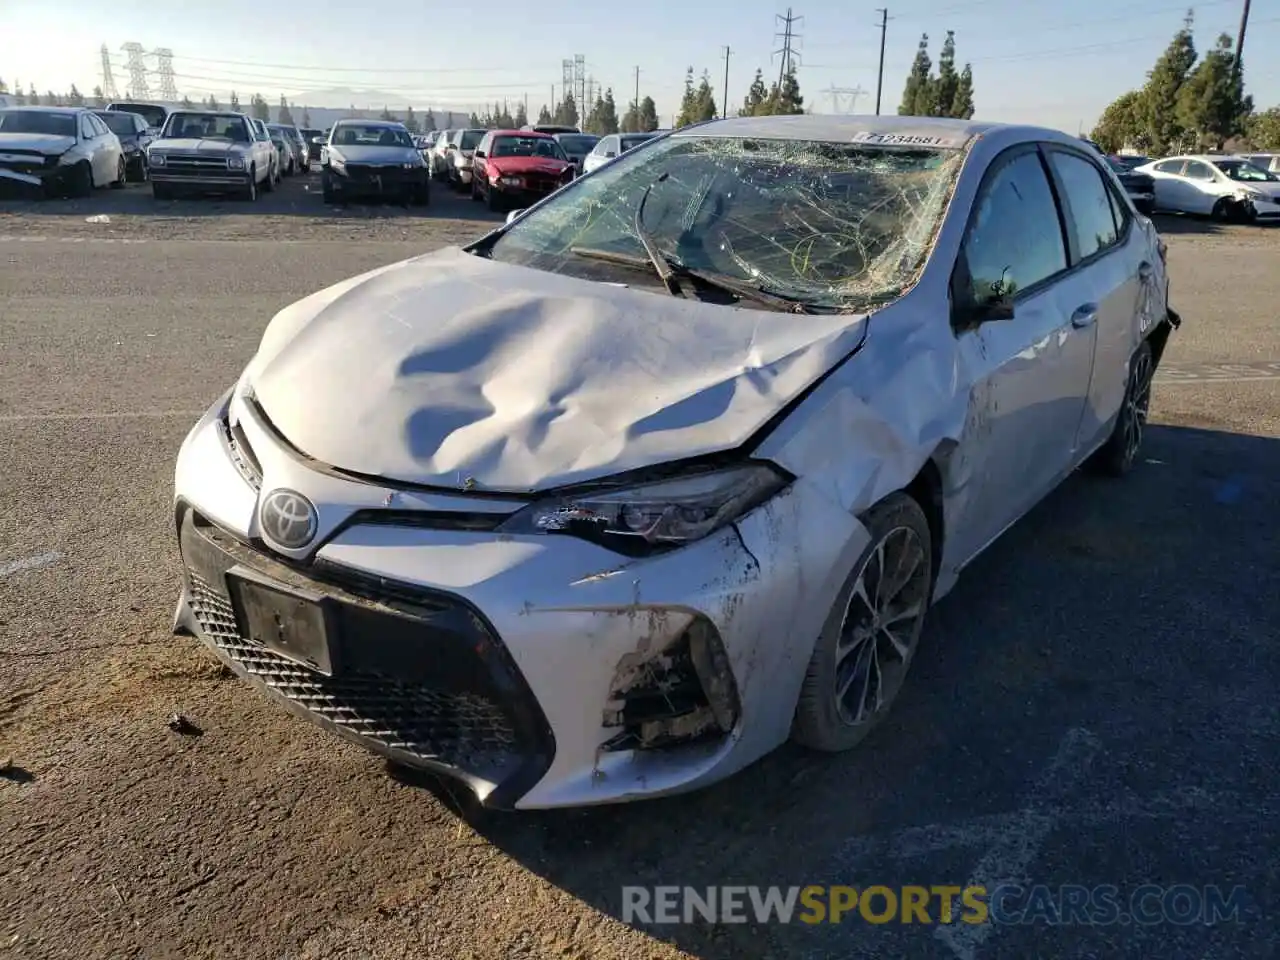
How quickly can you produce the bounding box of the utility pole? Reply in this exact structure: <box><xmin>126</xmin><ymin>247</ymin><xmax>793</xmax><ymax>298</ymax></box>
<box><xmin>721</xmin><ymin>46</ymin><xmax>732</xmax><ymax>119</ymax></box>
<box><xmin>634</xmin><ymin>66</ymin><xmax>641</xmax><ymax>114</ymax></box>
<box><xmin>1234</xmin><ymin>0</ymin><xmax>1252</xmax><ymax>81</ymax></box>
<box><xmin>874</xmin><ymin>8</ymin><xmax>892</xmax><ymax>115</ymax></box>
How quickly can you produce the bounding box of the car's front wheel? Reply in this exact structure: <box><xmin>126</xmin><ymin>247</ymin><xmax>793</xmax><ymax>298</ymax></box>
<box><xmin>792</xmin><ymin>491</ymin><xmax>934</xmax><ymax>753</ymax></box>
<box><xmin>244</xmin><ymin>170</ymin><xmax>259</xmax><ymax>202</ymax></box>
<box><xmin>1088</xmin><ymin>338</ymin><xmax>1154</xmax><ymax>477</ymax></box>
<box><xmin>110</xmin><ymin>156</ymin><xmax>126</xmax><ymax>189</ymax></box>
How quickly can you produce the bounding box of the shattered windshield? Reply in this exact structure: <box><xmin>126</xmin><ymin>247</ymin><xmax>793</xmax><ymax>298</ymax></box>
<box><xmin>162</xmin><ymin>113</ymin><xmax>250</xmax><ymax>141</ymax></box>
<box><xmin>0</xmin><ymin>110</ymin><xmax>77</xmax><ymax>137</ymax></box>
<box><xmin>486</xmin><ymin>135</ymin><xmax>963</xmax><ymax>311</ymax></box>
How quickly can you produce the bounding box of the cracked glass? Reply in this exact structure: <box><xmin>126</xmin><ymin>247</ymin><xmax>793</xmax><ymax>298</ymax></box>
<box><xmin>485</xmin><ymin>135</ymin><xmax>965</xmax><ymax>312</ymax></box>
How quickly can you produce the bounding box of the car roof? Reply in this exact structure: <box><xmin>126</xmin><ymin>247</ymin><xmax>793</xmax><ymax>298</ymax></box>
<box><xmin>334</xmin><ymin>118</ymin><xmax>406</xmax><ymax>128</ymax></box>
<box><xmin>491</xmin><ymin>129</ymin><xmax>553</xmax><ymax>138</ymax></box>
<box><xmin>670</xmin><ymin>114</ymin><xmax>1014</xmax><ymax>145</ymax></box>
<box><xmin>170</xmin><ymin>110</ymin><xmax>247</xmax><ymax>118</ymax></box>
<box><xmin>0</xmin><ymin>105</ymin><xmax>89</xmax><ymax>115</ymax></box>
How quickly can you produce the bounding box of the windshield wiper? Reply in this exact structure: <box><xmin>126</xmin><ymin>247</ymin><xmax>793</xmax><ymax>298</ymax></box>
<box><xmin>570</xmin><ymin>246</ymin><xmax>817</xmax><ymax>313</ymax></box>
<box><xmin>633</xmin><ymin>177</ymin><xmax>683</xmax><ymax>297</ymax></box>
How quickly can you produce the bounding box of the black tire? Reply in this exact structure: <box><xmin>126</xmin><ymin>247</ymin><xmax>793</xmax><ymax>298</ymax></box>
<box><xmin>1209</xmin><ymin>197</ymin><xmax>1231</xmax><ymax>222</ymax></box>
<box><xmin>244</xmin><ymin>171</ymin><xmax>259</xmax><ymax>202</ymax></box>
<box><xmin>1087</xmin><ymin>338</ymin><xmax>1154</xmax><ymax>477</ymax></box>
<box><xmin>486</xmin><ymin>183</ymin><xmax>504</xmax><ymax>212</ymax></box>
<box><xmin>321</xmin><ymin>172</ymin><xmax>334</xmax><ymax>204</ymax></box>
<box><xmin>262</xmin><ymin>165</ymin><xmax>275</xmax><ymax>193</ymax></box>
<box><xmin>70</xmin><ymin>161</ymin><xmax>94</xmax><ymax>198</ymax></box>
<box><xmin>791</xmin><ymin>491</ymin><xmax>934</xmax><ymax>753</ymax></box>
<box><xmin>470</xmin><ymin>177</ymin><xmax>482</xmax><ymax>202</ymax></box>
<box><xmin>110</xmin><ymin>156</ymin><xmax>126</xmax><ymax>189</ymax></box>
<box><xmin>412</xmin><ymin>183</ymin><xmax>429</xmax><ymax>207</ymax></box>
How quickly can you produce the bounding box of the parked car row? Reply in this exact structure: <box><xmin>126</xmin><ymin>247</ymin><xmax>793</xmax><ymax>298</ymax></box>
<box><xmin>1082</xmin><ymin>138</ymin><xmax>1280</xmax><ymax>223</ymax></box>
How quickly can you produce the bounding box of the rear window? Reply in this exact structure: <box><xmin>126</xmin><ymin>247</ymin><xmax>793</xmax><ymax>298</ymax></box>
<box><xmin>163</xmin><ymin>112</ymin><xmax>251</xmax><ymax>141</ymax></box>
<box><xmin>460</xmin><ymin>130</ymin><xmax>484</xmax><ymax>150</ymax></box>
<box><xmin>98</xmin><ymin>112</ymin><xmax>141</xmax><ymax>136</ymax></box>
<box><xmin>557</xmin><ymin>135</ymin><xmax>599</xmax><ymax>153</ymax></box>
<box><xmin>109</xmin><ymin>103</ymin><xmax>167</xmax><ymax>128</ymax></box>
<box><xmin>621</xmin><ymin>134</ymin><xmax>658</xmax><ymax>151</ymax></box>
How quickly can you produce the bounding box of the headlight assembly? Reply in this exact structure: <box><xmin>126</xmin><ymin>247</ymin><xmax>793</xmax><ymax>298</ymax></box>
<box><xmin>226</xmin><ymin>156</ymin><xmax>245</xmax><ymax>170</ymax></box>
<box><xmin>149</xmin><ymin>153</ymin><xmax>167</xmax><ymax>166</ymax></box>
<box><xmin>497</xmin><ymin>463</ymin><xmax>790</xmax><ymax>556</ymax></box>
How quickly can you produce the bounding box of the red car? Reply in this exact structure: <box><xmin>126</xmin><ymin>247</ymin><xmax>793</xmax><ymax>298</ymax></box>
<box><xmin>470</xmin><ymin>129</ymin><xmax>574</xmax><ymax>212</ymax></box>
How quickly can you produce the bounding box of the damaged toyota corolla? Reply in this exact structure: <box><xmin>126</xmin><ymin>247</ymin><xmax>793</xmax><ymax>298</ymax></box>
<box><xmin>172</xmin><ymin>115</ymin><xmax>1180</xmax><ymax>809</ymax></box>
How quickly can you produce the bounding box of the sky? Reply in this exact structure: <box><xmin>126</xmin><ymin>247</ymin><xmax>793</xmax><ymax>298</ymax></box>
<box><xmin>2</xmin><ymin>0</ymin><xmax>1277</xmax><ymax>135</ymax></box>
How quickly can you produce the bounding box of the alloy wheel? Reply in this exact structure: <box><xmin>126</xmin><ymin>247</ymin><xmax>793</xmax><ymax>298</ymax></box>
<box><xmin>833</xmin><ymin>526</ymin><xmax>930</xmax><ymax>727</ymax></box>
<box><xmin>1121</xmin><ymin>347</ymin><xmax>1154</xmax><ymax>466</ymax></box>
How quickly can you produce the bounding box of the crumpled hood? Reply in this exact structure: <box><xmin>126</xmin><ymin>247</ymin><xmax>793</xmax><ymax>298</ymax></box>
<box><xmin>244</xmin><ymin>247</ymin><xmax>868</xmax><ymax>493</ymax></box>
<box><xmin>152</xmin><ymin>138</ymin><xmax>237</xmax><ymax>154</ymax></box>
<box><xmin>329</xmin><ymin>144</ymin><xmax>419</xmax><ymax>165</ymax></box>
<box><xmin>1244</xmin><ymin>181</ymin><xmax>1280</xmax><ymax>200</ymax></box>
<box><xmin>0</xmin><ymin>133</ymin><xmax>75</xmax><ymax>156</ymax></box>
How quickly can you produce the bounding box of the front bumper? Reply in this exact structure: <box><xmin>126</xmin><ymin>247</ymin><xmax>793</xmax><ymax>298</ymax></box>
<box><xmin>451</xmin><ymin>167</ymin><xmax>473</xmax><ymax>184</ymax></box>
<box><xmin>171</xmin><ymin>390</ymin><xmax>868</xmax><ymax>808</ymax></box>
<box><xmin>327</xmin><ymin>164</ymin><xmax>428</xmax><ymax>197</ymax></box>
<box><xmin>1243</xmin><ymin>195</ymin><xmax>1280</xmax><ymax>220</ymax></box>
<box><xmin>151</xmin><ymin>168</ymin><xmax>252</xmax><ymax>188</ymax></box>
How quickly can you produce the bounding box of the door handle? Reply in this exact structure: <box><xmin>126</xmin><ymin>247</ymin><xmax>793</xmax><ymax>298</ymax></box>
<box><xmin>1138</xmin><ymin>261</ymin><xmax>1153</xmax><ymax>282</ymax></box>
<box><xmin>1070</xmin><ymin>304</ymin><xmax>1098</xmax><ymax>328</ymax></box>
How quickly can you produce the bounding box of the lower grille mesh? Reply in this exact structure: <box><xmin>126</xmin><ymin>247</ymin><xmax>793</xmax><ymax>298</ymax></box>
<box><xmin>187</xmin><ymin>571</ymin><xmax>520</xmax><ymax>775</ymax></box>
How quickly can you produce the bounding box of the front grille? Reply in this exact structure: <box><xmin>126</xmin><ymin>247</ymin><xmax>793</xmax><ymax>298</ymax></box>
<box><xmin>523</xmin><ymin>175</ymin><xmax>562</xmax><ymax>194</ymax></box>
<box><xmin>165</xmin><ymin>155</ymin><xmax>232</xmax><ymax>170</ymax></box>
<box><xmin>0</xmin><ymin>154</ymin><xmax>55</xmax><ymax>175</ymax></box>
<box><xmin>343</xmin><ymin>163</ymin><xmax>409</xmax><ymax>182</ymax></box>
<box><xmin>176</xmin><ymin>505</ymin><xmax>554</xmax><ymax>801</ymax></box>
<box><xmin>187</xmin><ymin>572</ymin><xmax>520</xmax><ymax>773</ymax></box>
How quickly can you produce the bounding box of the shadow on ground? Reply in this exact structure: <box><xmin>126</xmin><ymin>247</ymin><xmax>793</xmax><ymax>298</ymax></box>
<box><xmin>1150</xmin><ymin>212</ymin><xmax>1278</xmax><ymax>236</ymax></box>
<box><xmin>414</xmin><ymin>423</ymin><xmax>1279</xmax><ymax>959</ymax></box>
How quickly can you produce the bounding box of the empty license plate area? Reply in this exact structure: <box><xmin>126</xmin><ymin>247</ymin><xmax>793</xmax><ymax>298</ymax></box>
<box><xmin>226</xmin><ymin>565</ymin><xmax>340</xmax><ymax>675</ymax></box>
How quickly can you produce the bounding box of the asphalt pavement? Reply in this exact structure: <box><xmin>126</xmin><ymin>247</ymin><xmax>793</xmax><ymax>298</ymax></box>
<box><xmin>0</xmin><ymin>175</ymin><xmax>1277</xmax><ymax>960</ymax></box>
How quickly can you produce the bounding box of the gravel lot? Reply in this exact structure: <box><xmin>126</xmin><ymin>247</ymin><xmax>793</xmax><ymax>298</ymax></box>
<box><xmin>2</xmin><ymin>173</ymin><xmax>1278</xmax><ymax>960</ymax></box>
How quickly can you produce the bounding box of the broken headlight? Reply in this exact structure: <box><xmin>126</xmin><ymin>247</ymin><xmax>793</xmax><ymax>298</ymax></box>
<box><xmin>498</xmin><ymin>462</ymin><xmax>790</xmax><ymax>556</ymax></box>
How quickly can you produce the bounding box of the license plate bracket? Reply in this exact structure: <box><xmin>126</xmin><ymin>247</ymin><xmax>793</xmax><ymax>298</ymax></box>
<box><xmin>225</xmin><ymin>565</ymin><xmax>340</xmax><ymax>675</ymax></box>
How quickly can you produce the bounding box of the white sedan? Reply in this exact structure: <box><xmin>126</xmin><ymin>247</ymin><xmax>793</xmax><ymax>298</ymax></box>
<box><xmin>0</xmin><ymin>106</ymin><xmax>126</xmax><ymax>196</ymax></box>
<box><xmin>1133</xmin><ymin>153</ymin><xmax>1280</xmax><ymax>222</ymax></box>
<box><xmin>172</xmin><ymin>115</ymin><xmax>1179</xmax><ymax>809</ymax></box>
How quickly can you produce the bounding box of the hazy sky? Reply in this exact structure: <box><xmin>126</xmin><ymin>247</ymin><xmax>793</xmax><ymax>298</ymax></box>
<box><xmin>3</xmin><ymin>0</ymin><xmax>1276</xmax><ymax>134</ymax></box>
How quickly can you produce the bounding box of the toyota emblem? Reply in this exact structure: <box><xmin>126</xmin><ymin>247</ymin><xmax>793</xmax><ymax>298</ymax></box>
<box><xmin>258</xmin><ymin>489</ymin><xmax>319</xmax><ymax>550</ymax></box>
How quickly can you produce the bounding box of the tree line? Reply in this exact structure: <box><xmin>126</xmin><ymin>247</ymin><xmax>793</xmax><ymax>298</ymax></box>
<box><xmin>899</xmin><ymin>31</ymin><xmax>975</xmax><ymax>118</ymax></box>
<box><xmin>1090</xmin><ymin>11</ymin><xmax>1278</xmax><ymax>153</ymax></box>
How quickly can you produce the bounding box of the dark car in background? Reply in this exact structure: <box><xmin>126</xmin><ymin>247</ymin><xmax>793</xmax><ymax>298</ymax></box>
<box><xmin>321</xmin><ymin>119</ymin><xmax>429</xmax><ymax>205</ymax></box>
<box><xmin>1103</xmin><ymin>154</ymin><xmax>1156</xmax><ymax>215</ymax></box>
<box><xmin>104</xmin><ymin>101</ymin><xmax>172</xmax><ymax>135</ymax></box>
<box><xmin>552</xmin><ymin>132</ymin><xmax>600</xmax><ymax>174</ymax></box>
<box><xmin>94</xmin><ymin>109</ymin><xmax>153</xmax><ymax>181</ymax></box>
<box><xmin>300</xmin><ymin>127</ymin><xmax>325</xmax><ymax>163</ymax></box>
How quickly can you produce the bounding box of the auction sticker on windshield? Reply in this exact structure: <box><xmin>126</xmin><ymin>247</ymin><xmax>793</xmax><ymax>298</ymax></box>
<box><xmin>850</xmin><ymin>131</ymin><xmax>967</xmax><ymax>147</ymax></box>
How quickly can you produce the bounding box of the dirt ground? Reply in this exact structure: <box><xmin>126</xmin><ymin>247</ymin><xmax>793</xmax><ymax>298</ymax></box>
<box><xmin>2</xmin><ymin>175</ymin><xmax>1277</xmax><ymax>960</ymax></box>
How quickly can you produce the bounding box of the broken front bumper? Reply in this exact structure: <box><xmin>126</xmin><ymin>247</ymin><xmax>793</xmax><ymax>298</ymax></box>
<box><xmin>172</xmin><ymin>391</ymin><xmax>866</xmax><ymax>808</ymax></box>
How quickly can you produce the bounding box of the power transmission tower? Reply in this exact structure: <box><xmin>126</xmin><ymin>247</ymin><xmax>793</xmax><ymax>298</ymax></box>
<box><xmin>121</xmin><ymin>42</ymin><xmax>150</xmax><ymax>99</ymax></box>
<box><xmin>574</xmin><ymin>54</ymin><xmax>586</xmax><ymax>114</ymax></box>
<box><xmin>561</xmin><ymin>60</ymin><xmax>574</xmax><ymax>106</ymax></box>
<box><xmin>874</xmin><ymin>9</ymin><xmax>892</xmax><ymax>115</ymax></box>
<box><xmin>99</xmin><ymin>44</ymin><xmax>119</xmax><ymax>99</ymax></box>
<box><xmin>773</xmin><ymin>8</ymin><xmax>804</xmax><ymax>88</ymax></box>
<box><xmin>154</xmin><ymin>47</ymin><xmax>178</xmax><ymax>101</ymax></box>
<box><xmin>825</xmin><ymin>84</ymin><xmax>867</xmax><ymax>114</ymax></box>
<box><xmin>721</xmin><ymin>46</ymin><xmax>732</xmax><ymax>119</ymax></box>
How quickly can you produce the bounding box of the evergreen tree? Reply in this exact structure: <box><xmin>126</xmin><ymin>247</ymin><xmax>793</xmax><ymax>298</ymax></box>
<box><xmin>772</xmin><ymin>67</ymin><xmax>804</xmax><ymax>115</ymax></box>
<box><xmin>693</xmin><ymin>70</ymin><xmax>718</xmax><ymax>122</ymax></box>
<box><xmin>676</xmin><ymin>67</ymin><xmax>698</xmax><ymax>127</ymax></box>
<box><xmin>934</xmin><ymin>32</ymin><xmax>959</xmax><ymax>117</ymax></box>
<box><xmin>513</xmin><ymin>101</ymin><xmax>527</xmax><ymax>127</ymax></box>
<box><xmin>28</xmin><ymin>84</ymin><xmax>39</xmax><ymax>105</ymax></box>
<box><xmin>469</xmin><ymin>111</ymin><xmax>483</xmax><ymax>127</ymax></box>
<box><xmin>1248</xmin><ymin>107</ymin><xmax>1280</xmax><ymax>150</ymax></box>
<box><xmin>229</xmin><ymin>91</ymin><xmax>241</xmax><ymax>112</ymax></box>
<box><xmin>1140</xmin><ymin>13</ymin><xmax>1198</xmax><ymax>153</ymax></box>
<box><xmin>1176</xmin><ymin>32</ymin><xmax>1251</xmax><ymax>149</ymax></box>
<box><xmin>619</xmin><ymin>101</ymin><xmax>639</xmax><ymax>132</ymax></box>
<box><xmin>278</xmin><ymin>96</ymin><xmax>295</xmax><ymax>125</ymax></box>
<box><xmin>91</xmin><ymin>85</ymin><xmax>106</xmax><ymax>107</ymax></box>
<box><xmin>899</xmin><ymin>34</ymin><xmax>933</xmax><ymax>116</ymax></box>
<box><xmin>252</xmin><ymin>95</ymin><xmax>270</xmax><ymax>120</ymax></box>
<box><xmin>13</xmin><ymin>83</ymin><xmax>26</xmax><ymax>105</ymax></box>
<box><xmin>537</xmin><ymin>104</ymin><xmax>553</xmax><ymax>124</ymax></box>
<box><xmin>950</xmin><ymin>63</ymin><xmax>975</xmax><ymax>119</ymax></box>
<box><xmin>302</xmin><ymin>106</ymin><xmax>312</xmax><ymax>126</ymax></box>
<box><xmin>423</xmin><ymin>107</ymin><xmax>434</xmax><ymax>130</ymax></box>
<box><xmin>742</xmin><ymin>68</ymin><xmax>768</xmax><ymax>117</ymax></box>
<box><xmin>599</xmin><ymin>88</ymin><xmax>620</xmax><ymax>133</ymax></box>
<box><xmin>206</xmin><ymin>95</ymin><xmax>220</xmax><ymax>110</ymax></box>
<box><xmin>67</xmin><ymin>84</ymin><xmax>84</xmax><ymax>106</ymax></box>
<box><xmin>181</xmin><ymin>96</ymin><xmax>193</xmax><ymax>109</ymax></box>
<box><xmin>403</xmin><ymin>105</ymin><xmax>418</xmax><ymax>132</ymax></box>
<box><xmin>638</xmin><ymin>95</ymin><xmax>659</xmax><ymax>132</ymax></box>
<box><xmin>1091</xmin><ymin>90</ymin><xmax>1147</xmax><ymax>152</ymax></box>
<box><xmin>45</xmin><ymin>90</ymin><xmax>60</xmax><ymax>106</ymax></box>
<box><xmin>0</xmin><ymin>78</ymin><xmax>7</xmax><ymax>94</ymax></box>
<box><xmin>554</xmin><ymin>93</ymin><xmax>578</xmax><ymax>127</ymax></box>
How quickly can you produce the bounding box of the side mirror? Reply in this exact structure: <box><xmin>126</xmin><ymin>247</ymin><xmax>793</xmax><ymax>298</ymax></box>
<box><xmin>505</xmin><ymin>209</ymin><xmax>525</xmax><ymax>225</ymax></box>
